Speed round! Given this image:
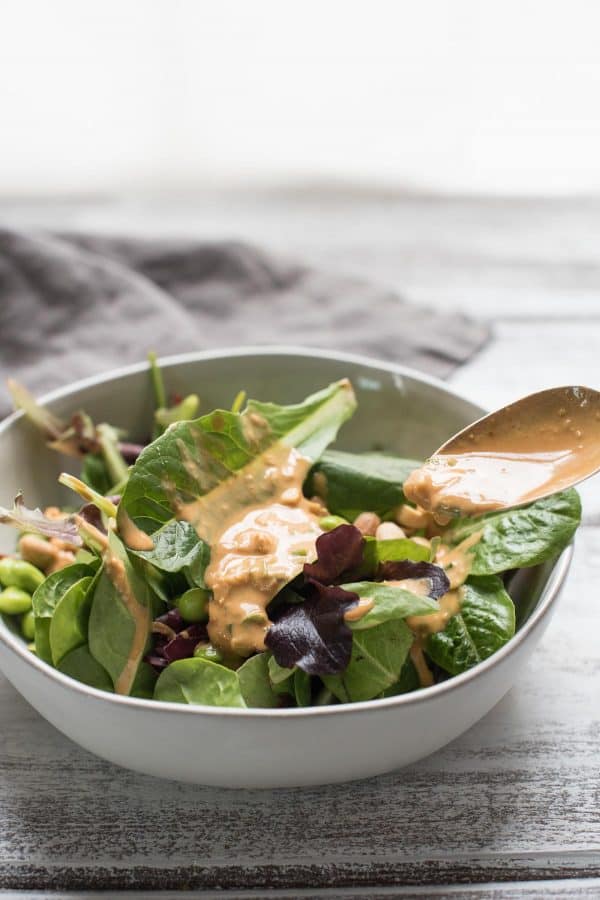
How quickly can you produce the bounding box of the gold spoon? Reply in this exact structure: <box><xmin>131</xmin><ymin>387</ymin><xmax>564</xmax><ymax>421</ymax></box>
<box><xmin>403</xmin><ymin>385</ymin><xmax>600</xmax><ymax>518</ymax></box>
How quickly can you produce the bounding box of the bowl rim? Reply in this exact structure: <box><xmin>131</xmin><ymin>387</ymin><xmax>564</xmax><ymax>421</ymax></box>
<box><xmin>0</xmin><ymin>345</ymin><xmax>573</xmax><ymax>720</ymax></box>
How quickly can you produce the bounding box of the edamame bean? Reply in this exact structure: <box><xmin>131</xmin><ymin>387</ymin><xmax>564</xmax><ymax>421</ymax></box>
<box><xmin>21</xmin><ymin>609</ymin><xmax>36</xmax><ymax>640</ymax></box>
<box><xmin>0</xmin><ymin>586</ymin><xmax>33</xmax><ymax>616</ymax></box>
<box><xmin>177</xmin><ymin>587</ymin><xmax>210</xmax><ymax>623</ymax></box>
<box><xmin>319</xmin><ymin>514</ymin><xmax>348</xmax><ymax>532</ymax></box>
<box><xmin>0</xmin><ymin>558</ymin><xmax>45</xmax><ymax>593</ymax></box>
<box><xmin>193</xmin><ymin>642</ymin><xmax>223</xmax><ymax>663</ymax></box>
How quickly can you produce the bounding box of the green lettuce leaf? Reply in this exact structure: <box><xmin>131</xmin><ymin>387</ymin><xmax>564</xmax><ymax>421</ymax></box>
<box><xmin>378</xmin><ymin>657</ymin><xmax>420</xmax><ymax>697</ymax></box>
<box><xmin>443</xmin><ymin>489</ymin><xmax>581</xmax><ymax>575</ymax></box>
<box><xmin>360</xmin><ymin>536</ymin><xmax>429</xmax><ymax>575</ymax></box>
<box><xmin>322</xmin><ymin>619</ymin><xmax>413</xmax><ymax>702</ymax></box>
<box><xmin>153</xmin><ymin>657</ymin><xmax>246</xmax><ymax>707</ymax></box>
<box><xmin>341</xmin><ymin>581</ymin><xmax>440</xmax><ymax>631</ymax></box>
<box><xmin>306</xmin><ymin>450</ymin><xmax>421</xmax><ymax>520</ymax></box>
<box><xmin>426</xmin><ymin>575</ymin><xmax>515</xmax><ymax>675</ymax></box>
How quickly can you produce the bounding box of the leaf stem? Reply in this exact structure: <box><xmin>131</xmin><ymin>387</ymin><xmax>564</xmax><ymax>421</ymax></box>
<box><xmin>148</xmin><ymin>351</ymin><xmax>167</xmax><ymax>410</ymax></box>
<box><xmin>59</xmin><ymin>473</ymin><xmax>118</xmax><ymax>519</ymax></box>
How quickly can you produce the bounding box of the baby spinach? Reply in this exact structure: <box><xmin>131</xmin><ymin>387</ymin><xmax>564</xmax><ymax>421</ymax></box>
<box><xmin>444</xmin><ymin>489</ymin><xmax>581</xmax><ymax>575</ymax></box>
<box><xmin>306</xmin><ymin>450</ymin><xmax>421</xmax><ymax>520</ymax></box>
<box><xmin>57</xmin><ymin>644</ymin><xmax>114</xmax><ymax>691</ymax></box>
<box><xmin>88</xmin><ymin>532</ymin><xmax>157</xmax><ymax>695</ymax></box>
<box><xmin>341</xmin><ymin>581</ymin><xmax>440</xmax><ymax>630</ymax></box>
<box><xmin>323</xmin><ymin>619</ymin><xmax>413</xmax><ymax>702</ymax></box>
<box><xmin>118</xmin><ymin>379</ymin><xmax>356</xmax><ymax>537</ymax></box>
<box><xmin>49</xmin><ymin>574</ymin><xmax>94</xmax><ymax>666</ymax></box>
<box><xmin>132</xmin><ymin>519</ymin><xmax>210</xmax><ymax>588</ymax></box>
<box><xmin>238</xmin><ymin>653</ymin><xmax>282</xmax><ymax>708</ymax></box>
<box><xmin>32</xmin><ymin>563</ymin><xmax>96</xmax><ymax>665</ymax></box>
<box><xmin>426</xmin><ymin>575</ymin><xmax>515</xmax><ymax>675</ymax></box>
<box><xmin>153</xmin><ymin>657</ymin><xmax>246</xmax><ymax>707</ymax></box>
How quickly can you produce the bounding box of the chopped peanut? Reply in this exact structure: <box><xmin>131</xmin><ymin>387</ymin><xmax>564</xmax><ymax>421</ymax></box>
<box><xmin>394</xmin><ymin>504</ymin><xmax>431</xmax><ymax>531</ymax></box>
<box><xmin>19</xmin><ymin>535</ymin><xmax>57</xmax><ymax>570</ymax></box>
<box><xmin>375</xmin><ymin>521</ymin><xmax>406</xmax><ymax>541</ymax></box>
<box><xmin>353</xmin><ymin>511</ymin><xmax>381</xmax><ymax>536</ymax></box>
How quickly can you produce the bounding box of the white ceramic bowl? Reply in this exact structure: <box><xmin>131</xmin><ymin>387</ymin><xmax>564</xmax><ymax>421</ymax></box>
<box><xmin>0</xmin><ymin>348</ymin><xmax>572</xmax><ymax>788</ymax></box>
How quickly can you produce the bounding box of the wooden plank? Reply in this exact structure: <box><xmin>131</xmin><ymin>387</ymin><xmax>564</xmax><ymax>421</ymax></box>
<box><xmin>4</xmin><ymin>879</ymin><xmax>600</xmax><ymax>898</ymax></box>
<box><xmin>0</xmin><ymin>525</ymin><xmax>597</xmax><ymax>891</ymax></box>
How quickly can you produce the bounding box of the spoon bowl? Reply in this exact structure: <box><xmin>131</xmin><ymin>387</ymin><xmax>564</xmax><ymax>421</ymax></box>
<box><xmin>404</xmin><ymin>385</ymin><xmax>600</xmax><ymax>517</ymax></box>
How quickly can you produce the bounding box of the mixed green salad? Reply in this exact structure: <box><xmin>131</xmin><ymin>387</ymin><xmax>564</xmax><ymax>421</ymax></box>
<box><xmin>0</xmin><ymin>358</ymin><xmax>581</xmax><ymax>708</ymax></box>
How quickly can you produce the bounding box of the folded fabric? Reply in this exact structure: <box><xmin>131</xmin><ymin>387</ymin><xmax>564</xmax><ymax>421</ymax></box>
<box><xmin>0</xmin><ymin>229</ymin><xmax>489</xmax><ymax>417</ymax></box>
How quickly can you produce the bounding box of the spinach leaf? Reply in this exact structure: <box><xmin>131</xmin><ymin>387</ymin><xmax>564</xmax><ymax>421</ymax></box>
<box><xmin>88</xmin><ymin>532</ymin><xmax>155</xmax><ymax>695</ymax></box>
<box><xmin>49</xmin><ymin>575</ymin><xmax>94</xmax><ymax>666</ymax></box>
<box><xmin>379</xmin><ymin>657</ymin><xmax>420</xmax><ymax>697</ymax></box>
<box><xmin>130</xmin><ymin>662</ymin><xmax>158</xmax><ymax>699</ymax></box>
<box><xmin>341</xmin><ymin>581</ymin><xmax>440</xmax><ymax>631</ymax></box>
<box><xmin>267</xmin><ymin>653</ymin><xmax>296</xmax><ymax>686</ymax></box>
<box><xmin>32</xmin><ymin>563</ymin><xmax>96</xmax><ymax>665</ymax></box>
<box><xmin>57</xmin><ymin>644</ymin><xmax>114</xmax><ymax>691</ymax></box>
<box><xmin>153</xmin><ymin>658</ymin><xmax>246</xmax><ymax>707</ymax></box>
<box><xmin>132</xmin><ymin>519</ymin><xmax>210</xmax><ymax>588</ymax></box>
<box><xmin>238</xmin><ymin>652</ymin><xmax>282</xmax><ymax>708</ymax></box>
<box><xmin>426</xmin><ymin>575</ymin><xmax>515</xmax><ymax>675</ymax></box>
<box><xmin>306</xmin><ymin>450</ymin><xmax>421</xmax><ymax>520</ymax></box>
<box><xmin>293</xmin><ymin>669</ymin><xmax>312</xmax><ymax>706</ymax></box>
<box><xmin>322</xmin><ymin>619</ymin><xmax>413</xmax><ymax>702</ymax></box>
<box><xmin>118</xmin><ymin>379</ymin><xmax>356</xmax><ymax>535</ymax></box>
<box><xmin>444</xmin><ymin>489</ymin><xmax>581</xmax><ymax>575</ymax></box>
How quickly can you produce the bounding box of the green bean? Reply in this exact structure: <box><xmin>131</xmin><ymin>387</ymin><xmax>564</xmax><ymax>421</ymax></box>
<box><xmin>177</xmin><ymin>587</ymin><xmax>210</xmax><ymax>623</ymax></box>
<box><xmin>21</xmin><ymin>609</ymin><xmax>36</xmax><ymax>640</ymax></box>
<box><xmin>0</xmin><ymin>557</ymin><xmax>45</xmax><ymax>593</ymax></box>
<box><xmin>0</xmin><ymin>586</ymin><xmax>33</xmax><ymax>616</ymax></box>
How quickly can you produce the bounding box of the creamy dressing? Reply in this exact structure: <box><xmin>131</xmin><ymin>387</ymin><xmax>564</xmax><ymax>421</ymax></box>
<box><xmin>410</xmin><ymin>642</ymin><xmax>434</xmax><ymax>687</ymax></box>
<box><xmin>119</xmin><ymin>510</ymin><xmax>155</xmax><ymax>551</ymax></box>
<box><xmin>343</xmin><ymin>596</ymin><xmax>374</xmax><ymax>622</ymax></box>
<box><xmin>436</xmin><ymin>530</ymin><xmax>482</xmax><ymax>589</ymax></box>
<box><xmin>105</xmin><ymin>553</ymin><xmax>152</xmax><ymax>695</ymax></box>
<box><xmin>404</xmin><ymin>386</ymin><xmax>600</xmax><ymax>517</ymax></box>
<box><xmin>196</xmin><ymin>445</ymin><xmax>323</xmax><ymax>657</ymax></box>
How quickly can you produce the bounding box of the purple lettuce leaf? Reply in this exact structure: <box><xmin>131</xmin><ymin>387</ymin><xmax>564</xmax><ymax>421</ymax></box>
<box><xmin>303</xmin><ymin>524</ymin><xmax>364</xmax><ymax>584</ymax></box>
<box><xmin>378</xmin><ymin>560</ymin><xmax>450</xmax><ymax>599</ymax></box>
<box><xmin>162</xmin><ymin>624</ymin><xmax>208</xmax><ymax>663</ymax></box>
<box><xmin>265</xmin><ymin>580</ymin><xmax>359</xmax><ymax>675</ymax></box>
<box><xmin>146</xmin><ymin>609</ymin><xmax>207</xmax><ymax>671</ymax></box>
<box><xmin>0</xmin><ymin>493</ymin><xmax>82</xmax><ymax>545</ymax></box>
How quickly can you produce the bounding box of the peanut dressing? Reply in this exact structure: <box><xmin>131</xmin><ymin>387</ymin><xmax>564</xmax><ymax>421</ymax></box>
<box><xmin>104</xmin><ymin>552</ymin><xmax>152</xmax><ymax>695</ymax></box>
<box><xmin>183</xmin><ymin>444</ymin><xmax>322</xmax><ymax>658</ymax></box>
<box><xmin>404</xmin><ymin>386</ymin><xmax>600</xmax><ymax>517</ymax></box>
<box><xmin>119</xmin><ymin>510</ymin><xmax>155</xmax><ymax>551</ymax></box>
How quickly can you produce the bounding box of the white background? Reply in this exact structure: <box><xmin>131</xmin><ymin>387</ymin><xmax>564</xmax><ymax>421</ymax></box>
<box><xmin>1</xmin><ymin>0</ymin><xmax>600</xmax><ymax>197</ymax></box>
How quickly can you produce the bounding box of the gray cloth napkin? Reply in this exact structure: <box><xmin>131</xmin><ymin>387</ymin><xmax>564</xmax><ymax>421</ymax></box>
<box><xmin>0</xmin><ymin>229</ymin><xmax>489</xmax><ymax>416</ymax></box>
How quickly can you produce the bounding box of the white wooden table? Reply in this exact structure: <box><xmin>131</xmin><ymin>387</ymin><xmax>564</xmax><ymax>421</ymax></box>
<box><xmin>0</xmin><ymin>191</ymin><xmax>599</xmax><ymax>898</ymax></box>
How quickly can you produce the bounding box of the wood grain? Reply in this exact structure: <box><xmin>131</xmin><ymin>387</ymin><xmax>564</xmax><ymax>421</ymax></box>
<box><xmin>0</xmin><ymin>192</ymin><xmax>598</xmax><ymax>895</ymax></box>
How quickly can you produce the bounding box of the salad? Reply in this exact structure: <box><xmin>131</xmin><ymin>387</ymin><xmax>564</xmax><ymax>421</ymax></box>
<box><xmin>0</xmin><ymin>359</ymin><xmax>581</xmax><ymax>708</ymax></box>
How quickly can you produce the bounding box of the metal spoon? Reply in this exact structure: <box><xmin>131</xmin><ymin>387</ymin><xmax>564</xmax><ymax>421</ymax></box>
<box><xmin>403</xmin><ymin>385</ymin><xmax>600</xmax><ymax>517</ymax></box>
